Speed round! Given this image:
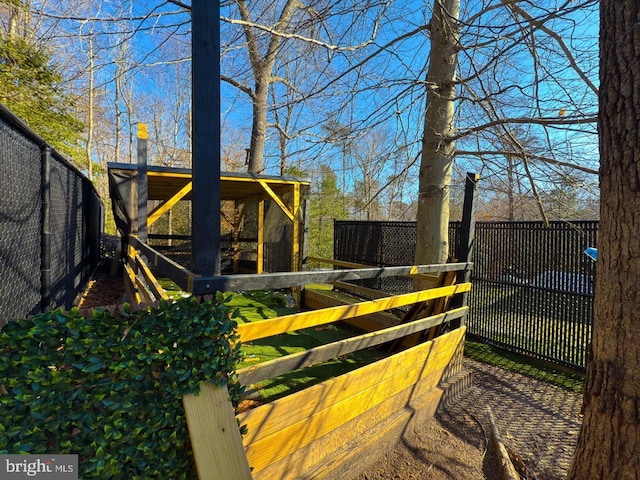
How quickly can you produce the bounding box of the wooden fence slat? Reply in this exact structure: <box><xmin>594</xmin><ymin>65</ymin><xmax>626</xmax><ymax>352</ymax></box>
<box><xmin>306</xmin><ymin>256</ymin><xmax>372</xmax><ymax>269</ymax></box>
<box><xmin>303</xmin><ymin>290</ymin><xmax>399</xmax><ymax>331</ymax></box>
<box><xmin>331</xmin><ymin>280</ymin><xmax>390</xmax><ymax>299</ymax></box>
<box><xmin>123</xmin><ymin>263</ymin><xmax>142</xmax><ymax>304</ymax></box>
<box><xmin>134</xmin><ymin>253</ymin><xmax>169</xmax><ymax>301</ymax></box>
<box><xmin>236</xmin><ymin>328</ymin><xmax>465</xmax><ymax>445</ymax></box>
<box><xmin>238</xmin><ymin>283</ymin><xmax>471</xmax><ymax>342</ymax></box>
<box><xmin>241</xmin><ymin>328</ymin><xmax>465</xmax><ymax>472</ymax></box>
<box><xmin>237</xmin><ymin>306</ymin><xmax>468</xmax><ymax>387</ymax></box>
<box><xmin>183</xmin><ymin>383</ymin><xmax>253</xmax><ymax>480</ymax></box>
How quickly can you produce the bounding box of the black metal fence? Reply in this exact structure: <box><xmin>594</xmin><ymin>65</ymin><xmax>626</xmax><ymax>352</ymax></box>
<box><xmin>0</xmin><ymin>104</ymin><xmax>102</xmax><ymax>326</ymax></box>
<box><xmin>334</xmin><ymin>220</ymin><xmax>598</xmax><ymax>370</ymax></box>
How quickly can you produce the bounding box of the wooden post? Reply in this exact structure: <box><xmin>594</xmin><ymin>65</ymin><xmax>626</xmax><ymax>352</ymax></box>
<box><xmin>257</xmin><ymin>200</ymin><xmax>264</xmax><ymax>274</ymax></box>
<box><xmin>137</xmin><ymin>123</ymin><xmax>148</xmax><ymax>243</ymax></box>
<box><xmin>183</xmin><ymin>383</ymin><xmax>253</xmax><ymax>480</ymax></box>
<box><xmin>292</xmin><ymin>183</ymin><xmax>301</xmax><ymax>272</ymax></box>
<box><xmin>453</xmin><ymin>172</ymin><xmax>479</xmax><ymax>320</ymax></box>
<box><xmin>299</xmin><ymin>198</ymin><xmax>310</xmax><ymax>307</ymax></box>
<box><xmin>191</xmin><ymin>0</ymin><xmax>221</xmax><ymax>276</ymax></box>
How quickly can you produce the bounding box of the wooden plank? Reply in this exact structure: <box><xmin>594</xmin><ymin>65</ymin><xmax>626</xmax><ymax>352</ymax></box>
<box><xmin>306</xmin><ymin>256</ymin><xmax>372</xmax><ymax>269</ymax></box>
<box><xmin>133</xmin><ymin>237</ymin><xmax>195</xmax><ymax>291</ymax></box>
<box><xmin>237</xmin><ymin>306</ymin><xmax>468</xmax><ymax>387</ymax></box>
<box><xmin>258</xmin><ymin>180</ymin><xmax>294</xmax><ymax>221</ymax></box>
<box><xmin>134</xmin><ymin>274</ymin><xmax>154</xmax><ymax>304</ymax></box>
<box><xmin>257</xmin><ymin>200</ymin><xmax>264</xmax><ymax>274</ymax></box>
<box><xmin>254</xmin><ymin>388</ymin><xmax>443</xmax><ymax>480</ymax></box>
<box><xmin>191</xmin><ymin>262</ymin><xmax>472</xmax><ymax>294</ymax></box>
<box><xmin>303</xmin><ymin>290</ymin><xmax>399</xmax><ymax>331</ymax></box>
<box><xmin>237</xmin><ymin>327</ymin><xmax>465</xmax><ymax>445</ymax></box>
<box><xmin>252</xmin><ymin>380</ymin><xmax>446</xmax><ymax>480</ymax></box>
<box><xmin>331</xmin><ymin>280</ymin><xmax>389</xmax><ymax>299</ymax></box>
<box><xmin>147</xmin><ymin>181</ymin><xmax>193</xmax><ymax>227</ymax></box>
<box><xmin>237</xmin><ymin>283</ymin><xmax>471</xmax><ymax>342</ymax></box>
<box><xmin>134</xmin><ymin>254</ymin><xmax>169</xmax><ymax>301</ymax></box>
<box><xmin>242</xmin><ymin>328</ymin><xmax>466</xmax><ymax>472</ymax></box>
<box><xmin>183</xmin><ymin>383</ymin><xmax>253</xmax><ymax>480</ymax></box>
<box><xmin>253</xmin><ymin>339</ymin><xmax>467</xmax><ymax>480</ymax></box>
<box><xmin>123</xmin><ymin>263</ymin><xmax>142</xmax><ymax>304</ymax></box>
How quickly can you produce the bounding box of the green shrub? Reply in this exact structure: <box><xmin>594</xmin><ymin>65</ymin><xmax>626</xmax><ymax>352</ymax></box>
<box><xmin>0</xmin><ymin>295</ymin><xmax>243</xmax><ymax>479</ymax></box>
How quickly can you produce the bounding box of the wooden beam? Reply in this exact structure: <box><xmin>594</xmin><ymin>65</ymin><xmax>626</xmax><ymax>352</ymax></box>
<box><xmin>258</xmin><ymin>180</ymin><xmax>294</xmax><ymax>221</ymax></box>
<box><xmin>237</xmin><ymin>306</ymin><xmax>468</xmax><ymax>386</ymax></box>
<box><xmin>191</xmin><ymin>0</ymin><xmax>221</xmax><ymax>276</ymax></box>
<box><xmin>123</xmin><ymin>262</ymin><xmax>142</xmax><ymax>304</ymax></box>
<box><xmin>137</xmin><ymin>123</ymin><xmax>148</xmax><ymax>243</ymax></box>
<box><xmin>257</xmin><ymin>200</ymin><xmax>264</xmax><ymax>274</ymax></box>
<box><xmin>306</xmin><ymin>256</ymin><xmax>372</xmax><ymax>269</ymax></box>
<box><xmin>331</xmin><ymin>281</ymin><xmax>389</xmax><ymax>299</ymax></box>
<box><xmin>302</xmin><ymin>290</ymin><xmax>399</xmax><ymax>331</ymax></box>
<box><xmin>237</xmin><ymin>283</ymin><xmax>471</xmax><ymax>342</ymax></box>
<box><xmin>183</xmin><ymin>383</ymin><xmax>253</xmax><ymax>480</ymax></box>
<box><xmin>291</xmin><ymin>182</ymin><xmax>300</xmax><ymax>271</ymax></box>
<box><xmin>147</xmin><ymin>181</ymin><xmax>193</xmax><ymax>227</ymax></box>
<box><xmin>191</xmin><ymin>262</ymin><xmax>472</xmax><ymax>294</ymax></box>
<box><xmin>132</xmin><ymin>236</ymin><xmax>195</xmax><ymax>292</ymax></box>
<box><xmin>134</xmin><ymin>254</ymin><xmax>169</xmax><ymax>301</ymax></box>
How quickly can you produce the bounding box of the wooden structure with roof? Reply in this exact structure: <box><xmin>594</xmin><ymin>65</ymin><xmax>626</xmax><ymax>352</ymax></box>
<box><xmin>108</xmin><ymin>162</ymin><xmax>310</xmax><ymax>276</ymax></box>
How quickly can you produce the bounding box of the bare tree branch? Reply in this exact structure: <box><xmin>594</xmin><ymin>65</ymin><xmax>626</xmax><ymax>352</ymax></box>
<box><xmin>455</xmin><ymin>150</ymin><xmax>598</xmax><ymax>175</ymax></box>
<box><xmin>449</xmin><ymin>115</ymin><xmax>597</xmax><ymax>141</ymax></box>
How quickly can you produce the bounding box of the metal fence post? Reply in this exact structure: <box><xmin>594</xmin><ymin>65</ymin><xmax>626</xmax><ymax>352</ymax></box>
<box><xmin>40</xmin><ymin>145</ymin><xmax>52</xmax><ymax>312</ymax></box>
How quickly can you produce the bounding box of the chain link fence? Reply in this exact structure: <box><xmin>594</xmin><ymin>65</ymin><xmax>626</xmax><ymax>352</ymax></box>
<box><xmin>0</xmin><ymin>105</ymin><xmax>102</xmax><ymax>325</ymax></box>
<box><xmin>334</xmin><ymin>220</ymin><xmax>597</xmax><ymax>370</ymax></box>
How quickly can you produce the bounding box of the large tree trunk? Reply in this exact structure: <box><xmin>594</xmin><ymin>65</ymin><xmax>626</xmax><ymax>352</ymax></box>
<box><xmin>567</xmin><ymin>1</ymin><xmax>640</xmax><ymax>478</ymax></box>
<box><xmin>415</xmin><ymin>0</ymin><xmax>460</xmax><ymax>267</ymax></box>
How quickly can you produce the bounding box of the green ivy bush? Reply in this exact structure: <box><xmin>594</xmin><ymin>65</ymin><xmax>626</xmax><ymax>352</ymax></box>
<box><xmin>0</xmin><ymin>295</ymin><xmax>243</xmax><ymax>479</ymax></box>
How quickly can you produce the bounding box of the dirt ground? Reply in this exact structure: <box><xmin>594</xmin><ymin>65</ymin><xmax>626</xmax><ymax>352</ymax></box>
<box><xmin>352</xmin><ymin>407</ymin><xmax>499</xmax><ymax>480</ymax></box>
<box><xmin>354</xmin><ymin>359</ymin><xmax>583</xmax><ymax>480</ymax></box>
<box><xmin>76</xmin><ymin>267</ymin><xmax>125</xmax><ymax>310</ymax></box>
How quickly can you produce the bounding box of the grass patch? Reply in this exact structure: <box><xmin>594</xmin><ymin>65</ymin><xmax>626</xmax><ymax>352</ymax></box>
<box><xmin>464</xmin><ymin>338</ymin><xmax>586</xmax><ymax>393</ymax></box>
<box><xmin>228</xmin><ymin>289</ymin><xmax>387</xmax><ymax>402</ymax></box>
<box><xmin>158</xmin><ymin>278</ymin><xmax>191</xmax><ymax>300</ymax></box>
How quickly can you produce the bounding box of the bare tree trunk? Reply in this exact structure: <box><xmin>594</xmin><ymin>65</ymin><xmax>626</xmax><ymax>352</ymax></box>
<box><xmin>237</xmin><ymin>0</ymin><xmax>299</xmax><ymax>174</ymax></box>
<box><xmin>86</xmin><ymin>32</ymin><xmax>94</xmax><ymax>181</ymax></box>
<box><xmin>248</xmin><ymin>80</ymin><xmax>269</xmax><ymax>172</ymax></box>
<box><xmin>415</xmin><ymin>0</ymin><xmax>460</xmax><ymax>266</ymax></box>
<box><xmin>567</xmin><ymin>1</ymin><xmax>640</xmax><ymax>478</ymax></box>
<box><xmin>506</xmin><ymin>155</ymin><xmax>514</xmax><ymax>221</ymax></box>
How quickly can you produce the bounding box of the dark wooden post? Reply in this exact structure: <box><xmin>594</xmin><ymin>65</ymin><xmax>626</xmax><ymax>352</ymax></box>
<box><xmin>453</xmin><ymin>172</ymin><xmax>479</xmax><ymax>323</ymax></box>
<box><xmin>137</xmin><ymin>123</ymin><xmax>148</xmax><ymax>244</ymax></box>
<box><xmin>191</xmin><ymin>0</ymin><xmax>221</xmax><ymax>277</ymax></box>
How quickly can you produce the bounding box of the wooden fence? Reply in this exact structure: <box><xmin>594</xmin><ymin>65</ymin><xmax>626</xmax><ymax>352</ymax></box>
<box><xmin>184</xmin><ymin>266</ymin><xmax>471</xmax><ymax>478</ymax></box>
<box><xmin>123</xmin><ymin>239</ymin><xmax>472</xmax><ymax>478</ymax></box>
